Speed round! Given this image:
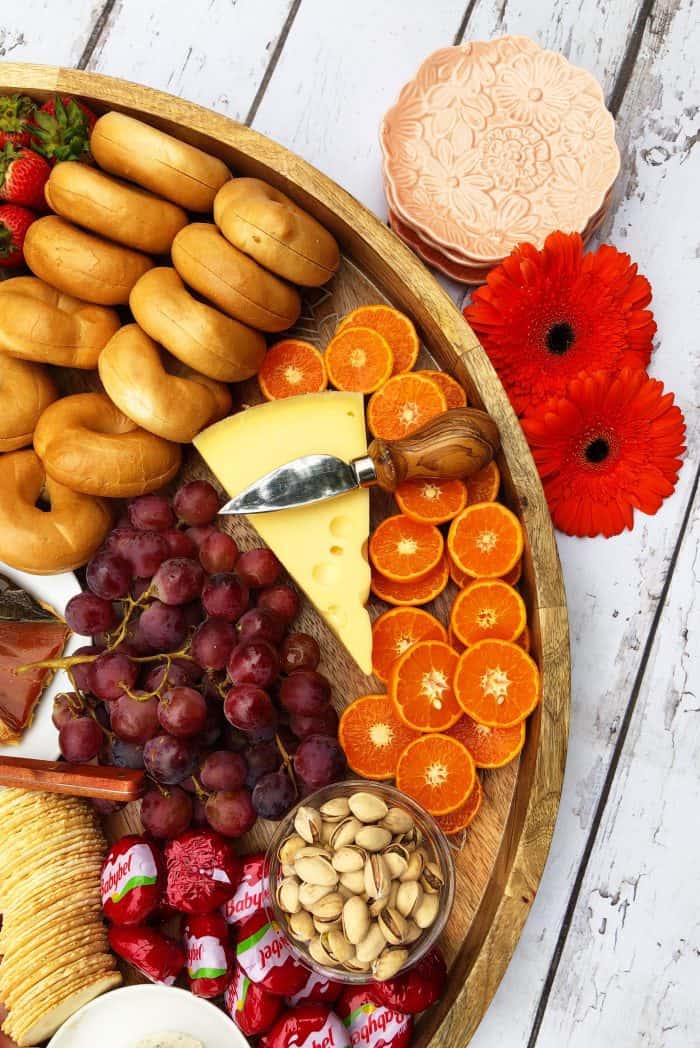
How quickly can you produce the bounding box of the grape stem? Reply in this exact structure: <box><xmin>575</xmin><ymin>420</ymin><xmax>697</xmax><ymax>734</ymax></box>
<box><xmin>274</xmin><ymin>732</ymin><xmax>299</xmax><ymax>797</ymax></box>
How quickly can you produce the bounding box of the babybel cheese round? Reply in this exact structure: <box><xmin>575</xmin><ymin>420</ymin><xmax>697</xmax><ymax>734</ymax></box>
<box><xmin>100</xmin><ymin>834</ymin><xmax>164</xmax><ymax>926</ymax></box>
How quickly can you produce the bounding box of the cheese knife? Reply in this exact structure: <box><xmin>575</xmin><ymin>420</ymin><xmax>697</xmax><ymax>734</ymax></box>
<box><xmin>219</xmin><ymin>407</ymin><xmax>500</xmax><ymax>515</ymax></box>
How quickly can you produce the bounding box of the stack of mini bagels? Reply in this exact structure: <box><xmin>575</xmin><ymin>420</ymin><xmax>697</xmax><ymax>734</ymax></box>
<box><xmin>0</xmin><ymin>107</ymin><xmax>340</xmax><ymax>576</ymax></box>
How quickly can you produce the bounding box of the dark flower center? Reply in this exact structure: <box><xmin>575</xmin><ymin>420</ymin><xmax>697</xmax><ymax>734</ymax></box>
<box><xmin>585</xmin><ymin>438</ymin><xmax>610</xmax><ymax>464</ymax></box>
<box><xmin>546</xmin><ymin>322</ymin><xmax>575</xmax><ymax>355</ymax></box>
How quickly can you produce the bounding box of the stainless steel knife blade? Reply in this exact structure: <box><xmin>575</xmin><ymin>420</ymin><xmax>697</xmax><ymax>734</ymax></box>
<box><xmin>219</xmin><ymin>453</ymin><xmax>375</xmax><ymax>515</ymax></box>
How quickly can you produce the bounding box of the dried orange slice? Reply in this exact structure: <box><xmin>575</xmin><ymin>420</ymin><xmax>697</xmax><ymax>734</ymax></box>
<box><xmin>466</xmin><ymin>460</ymin><xmax>500</xmax><ymax>503</ymax></box>
<box><xmin>325</xmin><ymin>326</ymin><xmax>393</xmax><ymax>393</ymax></box>
<box><xmin>419</xmin><ymin>369</ymin><xmax>467</xmax><ymax>408</ymax></box>
<box><xmin>448</xmin><ymin>714</ymin><xmax>526</xmax><ymax>768</ymax></box>
<box><xmin>501</xmin><ymin>558</ymin><xmax>522</xmax><ymax>586</ymax></box>
<box><xmin>450</xmin><ymin>579</ymin><xmax>526</xmax><ymax>647</ymax></box>
<box><xmin>258</xmin><ymin>339</ymin><xmax>327</xmax><ymax>400</ymax></box>
<box><xmin>395</xmin><ymin>733</ymin><xmax>475</xmax><ymax>815</ymax></box>
<box><xmin>389</xmin><ymin>640</ymin><xmax>461</xmax><ymax>732</ymax></box>
<box><xmin>371</xmin><ymin>555</ymin><xmax>449</xmax><ymax>606</ymax></box>
<box><xmin>338</xmin><ymin>693</ymin><xmax>419</xmax><ymax>780</ymax></box>
<box><xmin>515</xmin><ymin>624</ymin><xmax>531</xmax><ymax>653</ymax></box>
<box><xmin>448</xmin><ymin>503</ymin><xmax>523</xmax><ymax>579</ymax></box>
<box><xmin>454</xmin><ymin>639</ymin><xmax>540</xmax><ymax>727</ymax></box>
<box><xmin>369</xmin><ymin>514</ymin><xmax>444</xmax><ymax>582</ymax></box>
<box><xmin>338</xmin><ymin>304</ymin><xmax>419</xmax><ymax>374</ymax></box>
<box><xmin>436</xmin><ymin>775</ymin><xmax>483</xmax><ymax>835</ymax></box>
<box><xmin>372</xmin><ymin>607</ymin><xmax>447</xmax><ymax>682</ymax></box>
<box><xmin>367</xmin><ymin>373</ymin><xmax>446</xmax><ymax>440</ymax></box>
<box><xmin>395</xmin><ymin>477</ymin><xmax>467</xmax><ymax>525</ymax></box>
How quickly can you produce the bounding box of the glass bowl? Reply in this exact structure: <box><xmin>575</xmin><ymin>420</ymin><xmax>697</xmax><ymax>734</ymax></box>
<box><xmin>265</xmin><ymin>780</ymin><xmax>455</xmax><ymax>984</ymax></box>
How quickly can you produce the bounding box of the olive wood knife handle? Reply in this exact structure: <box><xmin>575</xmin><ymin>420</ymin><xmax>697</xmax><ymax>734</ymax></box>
<box><xmin>368</xmin><ymin>407</ymin><xmax>500</xmax><ymax>491</ymax></box>
<box><xmin>0</xmin><ymin>756</ymin><xmax>145</xmax><ymax>801</ymax></box>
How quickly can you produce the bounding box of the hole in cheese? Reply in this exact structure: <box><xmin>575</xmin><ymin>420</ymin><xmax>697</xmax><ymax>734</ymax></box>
<box><xmin>330</xmin><ymin>545</ymin><xmax>343</xmax><ymax>556</ymax></box>
<box><xmin>330</xmin><ymin>515</ymin><xmax>354</xmax><ymax>539</ymax></box>
<box><xmin>313</xmin><ymin>562</ymin><xmax>340</xmax><ymax>586</ymax></box>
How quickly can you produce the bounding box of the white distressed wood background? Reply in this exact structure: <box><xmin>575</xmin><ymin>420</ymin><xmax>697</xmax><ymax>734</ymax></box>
<box><xmin>1</xmin><ymin>0</ymin><xmax>698</xmax><ymax>1043</ymax></box>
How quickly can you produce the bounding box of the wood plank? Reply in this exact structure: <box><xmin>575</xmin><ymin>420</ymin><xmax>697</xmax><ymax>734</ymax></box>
<box><xmin>85</xmin><ymin>0</ymin><xmax>296</xmax><ymax>121</ymax></box>
<box><xmin>0</xmin><ymin>0</ymin><xmax>100</xmax><ymax>66</ymax></box>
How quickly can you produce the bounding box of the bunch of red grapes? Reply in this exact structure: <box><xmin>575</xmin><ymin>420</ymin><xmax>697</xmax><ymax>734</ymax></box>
<box><xmin>56</xmin><ymin>480</ymin><xmax>346</xmax><ymax>840</ymax></box>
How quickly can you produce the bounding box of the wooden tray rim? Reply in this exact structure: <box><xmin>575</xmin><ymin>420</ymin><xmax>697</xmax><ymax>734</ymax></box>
<box><xmin>0</xmin><ymin>63</ymin><xmax>571</xmax><ymax>1047</ymax></box>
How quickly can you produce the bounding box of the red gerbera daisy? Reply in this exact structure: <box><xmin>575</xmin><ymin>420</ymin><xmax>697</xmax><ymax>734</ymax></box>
<box><xmin>464</xmin><ymin>232</ymin><xmax>656</xmax><ymax>415</ymax></box>
<box><xmin>522</xmin><ymin>368</ymin><xmax>686</xmax><ymax>538</ymax></box>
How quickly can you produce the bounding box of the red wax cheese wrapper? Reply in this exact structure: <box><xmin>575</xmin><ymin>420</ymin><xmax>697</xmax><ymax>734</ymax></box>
<box><xmin>236</xmin><ymin>909</ymin><xmax>308</xmax><ymax>996</ymax></box>
<box><xmin>337</xmin><ymin>986</ymin><xmax>413</xmax><ymax>1048</ymax></box>
<box><xmin>101</xmin><ymin>834</ymin><xmax>164</xmax><ymax>926</ymax></box>
<box><xmin>164</xmin><ymin>828</ymin><xmax>242</xmax><ymax>914</ymax></box>
<box><xmin>108</xmin><ymin>924</ymin><xmax>185</xmax><ymax>985</ymax></box>
<box><xmin>287</xmin><ymin>967</ymin><xmax>343</xmax><ymax>1007</ymax></box>
<box><xmin>373</xmin><ymin>947</ymin><xmax>447</xmax><ymax>1015</ymax></box>
<box><xmin>221</xmin><ymin>851</ymin><xmax>270</xmax><ymax>925</ymax></box>
<box><xmin>184</xmin><ymin>912</ymin><xmax>233</xmax><ymax>998</ymax></box>
<box><xmin>260</xmin><ymin>1003</ymin><xmax>350</xmax><ymax>1048</ymax></box>
<box><xmin>225</xmin><ymin>963</ymin><xmax>282</xmax><ymax>1037</ymax></box>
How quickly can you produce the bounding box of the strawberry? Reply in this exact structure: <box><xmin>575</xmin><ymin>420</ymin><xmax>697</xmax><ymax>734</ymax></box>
<box><xmin>30</xmin><ymin>95</ymin><xmax>97</xmax><ymax>165</ymax></box>
<box><xmin>0</xmin><ymin>204</ymin><xmax>36</xmax><ymax>268</ymax></box>
<box><xmin>0</xmin><ymin>144</ymin><xmax>50</xmax><ymax>210</ymax></box>
<box><xmin>0</xmin><ymin>94</ymin><xmax>36</xmax><ymax>147</ymax></box>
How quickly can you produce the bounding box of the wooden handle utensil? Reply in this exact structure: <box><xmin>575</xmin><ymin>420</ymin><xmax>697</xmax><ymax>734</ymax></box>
<box><xmin>0</xmin><ymin>756</ymin><xmax>146</xmax><ymax>801</ymax></box>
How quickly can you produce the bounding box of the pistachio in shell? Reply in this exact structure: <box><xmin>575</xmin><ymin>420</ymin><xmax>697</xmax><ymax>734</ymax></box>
<box><xmin>396</xmin><ymin>880</ymin><xmax>422</xmax><ymax>919</ymax></box>
<box><xmin>421</xmin><ymin>861</ymin><xmax>445</xmax><ymax>894</ymax></box>
<box><xmin>295</xmin><ymin>854</ymin><xmax>338</xmax><ymax>887</ymax></box>
<box><xmin>288</xmin><ymin>910</ymin><xmax>315</xmax><ymax>942</ymax></box>
<box><xmin>355</xmin><ymin>825</ymin><xmax>393</xmax><ymax>853</ymax></box>
<box><xmin>294</xmin><ymin>805</ymin><xmax>323</xmax><ymax>844</ymax></box>
<box><xmin>372</xmin><ymin>947</ymin><xmax>409</xmax><ymax>981</ymax></box>
<box><xmin>378</xmin><ymin>907</ymin><xmax>408</xmax><ymax>946</ymax></box>
<box><xmin>364</xmin><ymin>853</ymin><xmax>390</xmax><ymax>900</ymax></box>
<box><xmin>348</xmin><ymin>791</ymin><xmax>389</xmax><ymax>823</ymax></box>
<box><xmin>332</xmin><ymin>845</ymin><xmax>365</xmax><ymax>873</ymax></box>
<box><xmin>276</xmin><ymin>876</ymin><xmax>301</xmax><ymax>914</ymax></box>
<box><xmin>342</xmin><ymin>895</ymin><xmax>370</xmax><ymax>946</ymax></box>
<box><xmin>279</xmin><ymin>833</ymin><xmax>306</xmax><ymax>865</ymax></box>
<box><xmin>339</xmin><ymin>869</ymin><xmax>366</xmax><ymax>895</ymax></box>
<box><xmin>380</xmin><ymin>806</ymin><xmax>414</xmax><ymax>835</ymax></box>
<box><xmin>319</xmin><ymin>796</ymin><xmax>351</xmax><ymax>822</ymax></box>
<box><xmin>299</xmin><ymin>882</ymin><xmax>333</xmax><ymax>908</ymax></box>
<box><xmin>414</xmin><ymin>891</ymin><xmax>440</xmax><ymax>929</ymax></box>
<box><xmin>355</xmin><ymin>922</ymin><xmax>387</xmax><ymax>964</ymax></box>
<box><xmin>330</xmin><ymin>816</ymin><xmax>362</xmax><ymax>850</ymax></box>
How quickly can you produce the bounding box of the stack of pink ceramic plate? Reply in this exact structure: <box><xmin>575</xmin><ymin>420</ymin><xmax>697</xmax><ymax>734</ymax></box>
<box><xmin>380</xmin><ymin>36</ymin><xmax>619</xmax><ymax>283</ymax></box>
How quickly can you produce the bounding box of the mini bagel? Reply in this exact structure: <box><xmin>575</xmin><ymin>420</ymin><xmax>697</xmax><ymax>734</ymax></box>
<box><xmin>130</xmin><ymin>268</ymin><xmax>266</xmax><ymax>382</ymax></box>
<box><xmin>214</xmin><ymin>178</ymin><xmax>340</xmax><ymax>286</ymax></box>
<box><xmin>91</xmin><ymin>112</ymin><xmax>231</xmax><ymax>212</ymax></box>
<box><xmin>0</xmin><ymin>355</ymin><xmax>58</xmax><ymax>452</ymax></box>
<box><xmin>0</xmin><ymin>450</ymin><xmax>112</xmax><ymax>574</ymax></box>
<box><xmin>24</xmin><ymin>216</ymin><xmax>153</xmax><ymax>306</ymax></box>
<box><xmin>34</xmin><ymin>392</ymin><xmax>181</xmax><ymax>498</ymax></box>
<box><xmin>0</xmin><ymin>276</ymin><xmax>120</xmax><ymax>369</ymax></box>
<box><xmin>45</xmin><ymin>162</ymin><xmax>188</xmax><ymax>255</ymax></box>
<box><xmin>98</xmin><ymin>324</ymin><xmax>232</xmax><ymax>443</ymax></box>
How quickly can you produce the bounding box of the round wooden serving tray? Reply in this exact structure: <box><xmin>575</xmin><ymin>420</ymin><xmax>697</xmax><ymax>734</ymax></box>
<box><xmin>0</xmin><ymin>64</ymin><xmax>570</xmax><ymax>1047</ymax></box>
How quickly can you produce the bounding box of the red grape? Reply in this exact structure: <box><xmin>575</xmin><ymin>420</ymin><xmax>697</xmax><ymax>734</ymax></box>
<box><xmin>174</xmin><ymin>480</ymin><xmax>221</xmax><ymax>525</ymax></box>
<box><xmin>151</xmin><ymin>558</ymin><xmax>205</xmax><ymax>606</ymax></box>
<box><xmin>139</xmin><ymin>601</ymin><xmax>187</xmax><ymax>652</ymax></box>
<box><xmin>280</xmin><ymin>632</ymin><xmax>321</xmax><ymax>673</ymax></box>
<box><xmin>236</xmin><ymin>607</ymin><xmax>286</xmax><ymax>646</ymax></box>
<box><xmin>199</xmin><ymin>531</ymin><xmax>238</xmax><ymax>573</ymax></box>
<box><xmin>105</xmin><ymin>527</ymin><xmax>138</xmax><ymax>557</ymax></box>
<box><xmin>244</xmin><ymin>740</ymin><xmax>282</xmax><ymax>789</ymax></box>
<box><xmin>224</xmin><ymin>684</ymin><xmax>276</xmax><ymax>733</ymax></box>
<box><xmin>65</xmin><ymin>592</ymin><xmax>118</xmax><ymax>636</ymax></box>
<box><xmin>289</xmin><ymin>706</ymin><xmax>339</xmax><ymax>739</ymax></box>
<box><xmin>90</xmin><ymin>651</ymin><xmax>138</xmax><ymax>702</ymax></box>
<box><xmin>110</xmin><ymin>693</ymin><xmax>160</xmax><ymax>744</ymax></box>
<box><xmin>236</xmin><ymin>548</ymin><xmax>281</xmax><ymax>588</ymax></box>
<box><xmin>294</xmin><ymin>734</ymin><xmax>346</xmax><ymax>789</ymax></box>
<box><xmin>252</xmin><ymin>771</ymin><xmax>296</xmax><ymax>820</ymax></box>
<box><xmin>143</xmin><ymin>660</ymin><xmax>196</xmax><ymax>693</ymax></box>
<box><xmin>71</xmin><ymin>645</ymin><xmax>103</xmax><ymax>693</ymax></box>
<box><xmin>191</xmin><ymin>619</ymin><xmax>238</xmax><ymax>671</ymax></box>
<box><xmin>59</xmin><ymin>717</ymin><xmax>103</xmax><ymax>762</ymax></box>
<box><xmin>185</xmin><ymin>524</ymin><xmax>218</xmax><ymax>550</ymax></box>
<box><xmin>143</xmin><ymin>734</ymin><xmax>198</xmax><ymax>784</ymax></box>
<box><xmin>121</xmin><ymin>530</ymin><xmax>170</xmax><ymax>578</ymax></box>
<box><xmin>110</xmin><ymin>738</ymin><xmax>145</xmax><ymax>769</ymax></box>
<box><xmin>227</xmin><ymin>640</ymin><xmax>279</xmax><ymax>689</ymax></box>
<box><xmin>202</xmin><ymin>573</ymin><xmax>249</xmax><ymax>622</ymax></box>
<box><xmin>120</xmin><ymin>613</ymin><xmax>156</xmax><ymax>656</ymax></box>
<box><xmin>204</xmin><ymin>789</ymin><xmax>256</xmax><ymax>837</ymax></box>
<box><xmin>86</xmin><ymin>550</ymin><xmax>132</xmax><ymax>600</ymax></box>
<box><xmin>128</xmin><ymin>495</ymin><xmax>175</xmax><ymax>532</ymax></box>
<box><xmin>162</xmin><ymin>529</ymin><xmax>197</xmax><ymax>558</ymax></box>
<box><xmin>52</xmin><ymin>691</ymin><xmax>84</xmax><ymax>730</ymax></box>
<box><xmin>257</xmin><ymin>584</ymin><xmax>299</xmax><ymax>623</ymax></box>
<box><xmin>279</xmin><ymin>670</ymin><xmax>331</xmax><ymax>717</ymax></box>
<box><xmin>141</xmin><ymin>785</ymin><xmax>193</xmax><ymax>838</ymax></box>
<box><xmin>199</xmin><ymin>750</ymin><xmax>247</xmax><ymax>792</ymax></box>
<box><xmin>157</xmin><ymin>687</ymin><xmax>207</xmax><ymax>737</ymax></box>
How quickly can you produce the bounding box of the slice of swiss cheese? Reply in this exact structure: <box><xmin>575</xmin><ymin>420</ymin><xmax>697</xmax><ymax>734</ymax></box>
<box><xmin>194</xmin><ymin>392</ymin><xmax>372</xmax><ymax>674</ymax></box>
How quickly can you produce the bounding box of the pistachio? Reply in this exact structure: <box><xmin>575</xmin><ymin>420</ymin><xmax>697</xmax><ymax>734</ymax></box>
<box><xmin>329</xmin><ymin>816</ymin><xmax>362</xmax><ymax>850</ymax></box>
<box><xmin>396</xmin><ymin>880</ymin><xmax>422</xmax><ymax>919</ymax></box>
<box><xmin>364</xmin><ymin>854</ymin><xmax>390</xmax><ymax>900</ymax></box>
<box><xmin>295</xmin><ymin>855</ymin><xmax>338</xmax><ymax>887</ymax></box>
<box><xmin>309</xmin><ymin>936</ymin><xmax>335</xmax><ymax>966</ymax></box>
<box><xmin>355</xmin><ymin>825</ymin><xmax>393</xmax><ymax>853</ymax></box>
<box><xmin>276</xmin><ymin>876</ymin><xmax>301</xmax><ymax>914</ymax></box>
<box><xmin>404</xmin><ymin>919</ymin><xmax>422</xmax><ymax>944</ymax></box>
<box><xmin>414</xmin><ymin>891</ymin><xmax>440</xmax><ymax>929</ymax></box>
<box><xmin>322</xmin><ymin>929</ymin><xmax>355</xmax><ymax>963</ymax></box>
<box><xmin>281</xmin><ymin>862</ymin><xmax>297</xmax><ymax>878</ymax></box>
<box><xmin>299</xmin><ymin>882</ymin><xmax>333</xmax><ymax>908</ymax></box>
<box><xmin>288</xmin><ymin>910</ymin><xmax>315</xmax><ymax>942</ymax></box>
<box><xmin>383</xmin><ymin>847</ymin><xmax>409</xmax><ymax>880</ymax></box>
<box><xmin>355</xmin><ymin>922</ymin><xmax>387</xmax><ymax>964</ymax></box>
<box><xmin>279</xmin><ymin>833</ymin><xmax>306</xmax><ymax>865</ymax></box>
<box><xmin>348</xmin><ymin>792</ymin><xmax>389</xmax><ymax>823</ymax></box>
<box><xmin>380</xmin><ymin>807</ymin><xmax>414</xmax><ymax>835</ymax></box>
<box><xmin>342</xmin><ymin>955</ymin><xmax>371</xmax><ymax>973</ymax></box>
<box><xmin>398</xmin><ymin>825</ymin><xmax>423</xmax><ymax>848</ymax></box>
<box><xmin>420</xmin><ymin>861</ymin><xmax>444</xmax><ymax>894</ymax></box>
<box><xmin>342</xmin><ymin>895</ymin><xmax>370</xmax><ymax>946</ymax></box>
<box><xmin>369</xmin><ymin>893</ymin><xmax>389</xmax><ymax>918</ymax></box>
<box><xmin>377</xmin><ymin>907</ymin><xmax>408</xmax><ymax>946</ymax></box>
<box><xmin>372</xmin><ymin>947</ymin><xmax>408</xmax><ymax>980</ymax></box>
<box><xmin>319</xmin><ymin>797</ymin><xmax>351</xmax><ymax>822</ymax></box>
<box><xmin>294</xmin><ymin>805</ymin><xmax>323</xmax><ymax>844</ymax></box>
<box><xmin>339</xmin><ymin>870</ymin><xmax>366</xmax><ymax>895</ymax></box>
<box><xmin>399</xmin><ymin>850</ymin><xmax>424</xmax><ymax>882</ymax></box>
<box><xmin>295</xmin><ymin>845</ymin><xmax>331</xmax><ymax>860</ymax></box>
<box><xmin>320</xmin><ymin>820</ymin><xmax>335</xmax><ymax>845</ymax></box>
<box><xmin>308</xmin><ymin>891</ymin><xmax>344</xmax><ymax>920</ymax></box>
<box><xmin>332</xmin><ymin>846</ymin><xmax>365</xmax><ymax>873</ymax></box>
<box><xmin>313</xmin><ymin>914</ymin><xmax>342</xmax><ymax>933</ymax></box>
<box><xmin>338</xmin><ymin>884</ymin><xmax>354</xmax><ymax>900</ymax></box>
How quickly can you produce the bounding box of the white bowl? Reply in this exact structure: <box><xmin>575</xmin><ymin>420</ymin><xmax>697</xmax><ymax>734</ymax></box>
<box><xmin>47</xmin><ymin>984</ymin><xmax>251</xmax><ymax>1048</ymax></box>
